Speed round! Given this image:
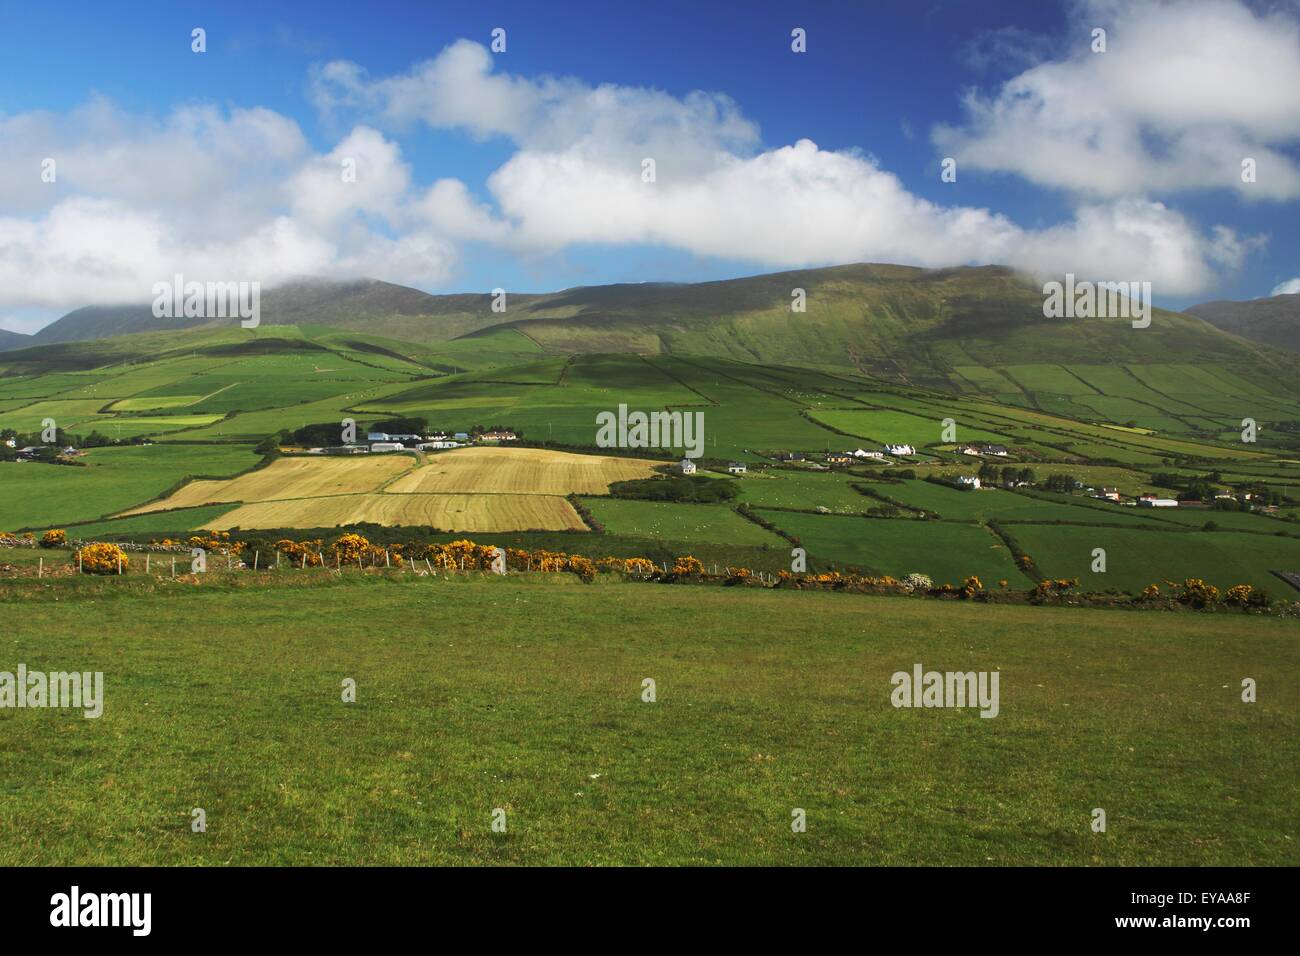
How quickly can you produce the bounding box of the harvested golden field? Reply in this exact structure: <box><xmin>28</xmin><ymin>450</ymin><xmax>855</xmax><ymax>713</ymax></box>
<box><xmin>119</xmin><ymin>455</ymin><xmax>413</xmax><ymax>516</ymax></box>
<box><xmin>388</xmin><ymin>446</ymin><xmax>659</xmax><ymax>495</ymax></box>
<box><xmin>203</xmin><ymin>493</ymin><xmax>586</xmax><ymax>532</ymax></box>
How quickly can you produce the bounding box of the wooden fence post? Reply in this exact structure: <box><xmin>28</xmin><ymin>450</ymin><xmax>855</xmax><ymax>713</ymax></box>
<box><xmin>38</xmin><ymin>557</ymin><xmax>43</xmax><ymax>578</ymax></box>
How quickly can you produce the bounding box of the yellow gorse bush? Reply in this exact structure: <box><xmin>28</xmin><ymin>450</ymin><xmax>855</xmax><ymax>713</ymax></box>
<box><xmin>672</xmin><ymin>555</ymin><xmax>705</xmax><ymax>576</ymax></box>
<box><xmin>73</xmin><ymin>541</ymin><xmax>128</xmax><ymax>574</ymax></box>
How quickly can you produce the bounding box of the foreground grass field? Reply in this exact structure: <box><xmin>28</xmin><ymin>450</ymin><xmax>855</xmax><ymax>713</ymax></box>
<box><xmin>0</xmin><ymin>573</ymin><xmax>1293</xmax><ymax>866</ymax></box>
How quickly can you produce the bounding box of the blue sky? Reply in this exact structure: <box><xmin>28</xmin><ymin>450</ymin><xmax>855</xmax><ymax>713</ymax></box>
<box><xmin>1</xmin><ymin>0</ymin><xmax>1298</xmax><ymax>332</ymax></box>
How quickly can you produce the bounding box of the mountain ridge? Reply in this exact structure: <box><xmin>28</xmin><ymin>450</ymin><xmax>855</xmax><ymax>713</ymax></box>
<box><xmin>1186</xmin><ymin>293</ymin><xmax>1300</xmax><ymax>352</ymax></box>
<box><xmin>0</xmin><ymin>328</ymin><xmax>32</xmax><ymax>351</ymax></box>
<box><xmin>16</xmin><ymin>264</ymin><xmax>1300</xmax><ymax>392</ymax></box>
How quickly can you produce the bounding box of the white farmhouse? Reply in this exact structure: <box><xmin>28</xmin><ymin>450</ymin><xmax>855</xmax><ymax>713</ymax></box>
<box><xmin>957</xmin><ymin>475</ymin><xmax>981</xmax><ymax>489</ymax></box>
<box><xmin>884</xmin><ymin>443</ymin><xmax>916</xmax><ymax>456</ymax></box>
<box><xmin>679</xmin><ymin>459</ymin><xmax>697</xmax><ymax>475</ymax></box>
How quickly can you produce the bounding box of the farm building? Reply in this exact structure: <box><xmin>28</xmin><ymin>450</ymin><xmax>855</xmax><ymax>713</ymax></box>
<box><xmin>1137</xmin><ymin>494</ymin><xmax>1178</xmax><ymax>507</ymax></box>
<box><xmin>957</xmin><ymin>475</ymin><xmax>982</xmax><ymax>489</ymax></box>
<box><xmin>370</xmin><ymin>442</ymin><xmax>406</xmax><ymax>452</ymax></box>
<box><xmin>679</xmin><ymin>459</ymin><xmax>698</xmax><ymax>475</ymax></box>
<box><xmin>727</xmin><ymin>461</ymin><xmax>747</xmax><ymax>474</ymax></box>
<box><xmin>775</xmin><ymin>452</ymin><xmax>806</xmax><ymax>462</ymax></box>
<box><xmin>975</xmin><ymin>443</ymin><xmax>1009</xmax><ymax>456</ymax></box>
<box><xmin>825</xmin><ymin>453</ymin><xmax>854</xmax><ymax>465</ymax></box>
<box><xmin>884</xmin><ymin>444</ymin><xmax>916</xmax><ymax>456</ymax></box>
<box><xmin>479</xmin><ymin>430</ymin><xmax>518</xmax><ymax>441</ymax></box>
<box><xmin>852</xmin><ymin>448</ymin><xmax>884</xmax><ymax>458</ymax></box>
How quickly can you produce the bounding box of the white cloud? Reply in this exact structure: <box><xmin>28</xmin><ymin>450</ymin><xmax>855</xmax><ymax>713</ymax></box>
<box><xmin>413</xmin><ymin>179</ymin><xmax>512</xmax><ymax>242</ymax></box>
<box><xmin>0</xmin><ymin>103</ymin><xmax>468</xmax><ymax>312</ymax></box>
<box><xmin>316</xmin><ymin>40</ymin><xmax>1253</xmax><ymax>295</ymax></box>
<box><xmin>311</xmin><ymin>39</ymin><xmax>758</xmax><ymax>166</ymax></box>
<box><xmin>934</xmin><ymin>0</ymin><xmax>1300</xmax><ymax>199</ymax></box>
<box><xmin>1270</xmin><ymin>277</ymin><xmax>1300</xmax><ymax>296</ymax></box>
<box><xmin>288</xmin><ymin>126</ymin><xmax>410</xmax><ymax>229</ymax></box>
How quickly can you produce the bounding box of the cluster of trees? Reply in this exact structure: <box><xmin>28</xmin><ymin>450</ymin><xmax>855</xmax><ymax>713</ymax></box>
<box><xmin>1042</xmin><ymin>473</ymin><xmax>1076</xmax><ymax>493</ymax></box>
<box><xmin>370</xmin><ymin>417</ymin><xmax>428</xmax><ymax>435</ymax></box>
<box><xmin>609</xmin><ymin>475</ymin><xmax>739</xmax><ymax>503</ymax></box>
<box><xmin>979</xmin><ymin>464</ymin><xmax>1036</xmax><ymax>486</ymax></box>
<box><xmin>289</xmin><ymin>423</ymin><xmax>341</xmax><ymax>447</ymax></box>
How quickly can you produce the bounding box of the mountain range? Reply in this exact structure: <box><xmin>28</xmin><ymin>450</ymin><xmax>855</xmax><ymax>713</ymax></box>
<box><xmin>4</xmin><ymin>265</ymin><xmax>1298</xmax><ymax>391</ymax></box>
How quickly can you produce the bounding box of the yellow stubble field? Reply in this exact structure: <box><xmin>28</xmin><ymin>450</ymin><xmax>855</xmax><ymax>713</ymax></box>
<box><xmin>118</xmin><ymin>454</ymin><xmax>414</xmax><ymax>516</ymax></box>
<box><xmin>387</xmin><ymin>446</ymin><xmax>660</xmax><ymax>495</ymax></box>
<box><xmin>202</xmin><ymin>493</ymin><xmax>586</xmax><ymax>532</ymax></box>
<box><xmin>117</xmin><ymin>446</ymin><xmax>661</xmax><ymax>531</ymax></box>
